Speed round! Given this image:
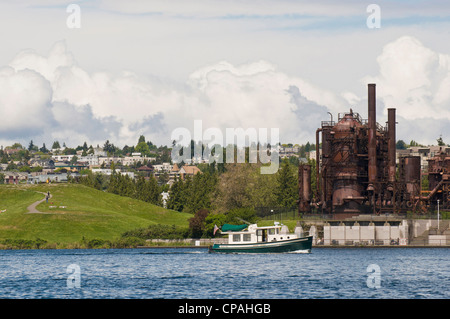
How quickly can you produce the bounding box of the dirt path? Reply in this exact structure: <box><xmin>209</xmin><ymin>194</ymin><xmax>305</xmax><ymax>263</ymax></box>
<box><xmin>26</xmin><ymin>192</ymin><xmax>52</xmax><ymax>214</ymax></box>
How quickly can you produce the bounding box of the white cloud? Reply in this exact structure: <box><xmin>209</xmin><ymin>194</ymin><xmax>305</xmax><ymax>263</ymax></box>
<box><xmin>186</xmin><ymin>59</ymin><xmax>343</xmax><ymax>143</ymax></box>
<box><xmin>1</xmin><ymin>40</ymin><xmax>345</xmax><ymax>147</ymax></box>
<box><xmin>0</xmin><ymin>66</ymin><xmax>54</xmax><ymax>138</ymax></box>
<box><xmin>2</xmin><ymin>35</ymin><xmax>450</xmax><ymax>148</ymax></box>
<box><xmin>363</xmin><ymin>36</ymin><xmax>450</xmax><ymax>144</ymax></box>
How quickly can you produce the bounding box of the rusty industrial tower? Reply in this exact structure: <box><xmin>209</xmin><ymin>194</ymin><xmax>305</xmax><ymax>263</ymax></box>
<box><xmin>298</xmin><ymin>83</ymin><xmax>450</xmax><ymax>217</ymax></box>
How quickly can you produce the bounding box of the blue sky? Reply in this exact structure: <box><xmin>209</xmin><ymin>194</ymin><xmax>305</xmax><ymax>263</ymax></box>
<box><xmin>0</xmin><ymin>0</ymin><xmax>450</xmax><ymax>147</ymax></box>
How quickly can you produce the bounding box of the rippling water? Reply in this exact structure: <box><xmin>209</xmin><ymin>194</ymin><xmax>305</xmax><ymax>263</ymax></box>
<box><xmin>0</xmin><ymin>248</ymin><xmax>448</xmax><ymax>299</ymax></box>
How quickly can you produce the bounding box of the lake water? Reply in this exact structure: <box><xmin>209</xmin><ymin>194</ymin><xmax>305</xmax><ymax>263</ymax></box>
<box><xmin>0</xmin><ymin>248</ymin><xmax>448</xmax><ymax>299</ymax></box>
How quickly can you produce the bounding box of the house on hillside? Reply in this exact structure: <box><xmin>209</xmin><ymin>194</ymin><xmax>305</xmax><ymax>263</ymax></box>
<box><xmin>78</xmin><ymin>154</ymin><xmax>99</xmax><ymax>167</ymax></box>
<box><xmin>27</xmin><ymin>173</ymin><xmax>68</xmax><ymax>184</ymax></box>
<box><xmin>179</xmin><ymin>165</ymin><xmax>201</xmax><ymax>179</ymax></box>
<box><xmin>98</xmin><ymin>156</ymin><xmax>122</xmax><ymax>166</ymax></box>
<box><xmin>29</xmin><ymin>158</ymin><xmax>55</xmax><ymax>170</ymax></box>
<box><xmin>4</xmin><ymin>148</ymin><xmax>21</xmax><ymax>156</ymax></box>
<box><xmin>137</xmin><ymin>165</ymin><xmax>153</xmax><ymax>177</ymax></box>
<box><xmin>2</xmin><ymin>171</ymin><xmax>28</xmax><ymax>184</ymax></box>
<box><xmin>123</xmin><ymin>153</ymin><xmax>156</xmax><ymax>166</ymax></box>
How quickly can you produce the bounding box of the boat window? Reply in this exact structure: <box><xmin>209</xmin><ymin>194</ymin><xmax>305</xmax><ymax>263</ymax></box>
<box><xmin>256</xmin><ymin>229</ymin><xmax>267</xmax><ymax>242</ymax></box>
<box><xmin>243</xmin><ymin>234</ymin><xmax>251</xmax><ymax>242</ymax></box>
<box><xmin>233</xmin><ymin>234</ymin><xmax>241</xmax><ymax>242</ymax></box>
<box><xmin>268</xmin><ymin>228</ymin><xmax>275</xmax><ymax>235</ymax></box>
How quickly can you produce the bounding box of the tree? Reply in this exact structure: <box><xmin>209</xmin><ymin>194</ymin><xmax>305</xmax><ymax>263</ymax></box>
<box><xmin>396</xmin><ymin>140</ymin><xmax>407</xmax><ymax>150</ymax></box>
<box><xmin>135</xmin><ymin>175</ymin><xmax>162</xmax><ymax>205</ymax></box>
<box><xmin>135</xmin><ymin>141</ymin><xmax>150</xmax><ymax>156</ymax></box>
<box><xmin>183</xmin><ymin>172</ymin><xmax>217</xmax><ymax>214</ymax></box>
<box><xmin>40</xmin><ymin>143</ymin><xmax>49</xmax><ymax>153</ymax></box>
<box><xmin>437</xmin><ymin>135</ymin><xmax>445</xmax><ymax>146</ymax></box>
<box><xmin>79</xmin><ymin>171</ymin><xmax>103</xmax><ymax>190</ymax></box>
<box><xmin>52</xmin><ymin>141</ymin><xmax>61</xmax><ymax>150</ymax></box>
<box><xmin>166</xmin><ymin>176</ymin><xmax>186</xmax><ymax>212</ymax></box>
<box><xmin>11</xmin><ymin>143</ymin><xmax>23</xmax><ymax>149</ymax></box>
<box><xmin>275</xmin><ymin>160</ymin><xmax>298</xmax><ymax>208</ymax></box>
<box><xmin>189</xmin><ymin>209</ymin><xmax>210</xmax><ymax>238</ymax></box>
<box><xmin>6</xmin><ymin>161</ymin><xmax>17</xmax><ymax>171</ymax></box>
<box><xmin>103</xmin><ymin>140</ymin><xmax>113</xmax><ymax>154</ymax></box>
<box><xmin>409</xmin><ymin>140</ymin><xmax>421</xmax><ymax>147</ymax></box>
<box><xmin>226</xmin><ymin>207</ymin><xmax>257</xmax><ymax>224</ymax></box>
<box><xmin>70</xmin><ymin>155</ymin><xmax>78</xmax><ymax>165</ymax></box>
<box><xmin>28</xmin><ymin>140</ymin><xmax>35</xmax><ymax>151</ymax></box>
<box><xmin>212</xmin><ymin>164</ymin><xmax>254</xmax><ymax>213</ymax></box>
<box><xmin>157</xmin><ymin>171</ymin><xmax>169</xmax><ymax>185</ymax></box>
<box><xmin>204</xmin><ymin>213</ymin><xmax>227</xmax><ymax>237</ymax></box>
<box><xmin>122</xmin><ymin>145</ymin><xmax>134</xmax><ymax>155</ymax></box>
<box><xmin>108</xmin><ymin>172</ymin><xmax>135</xmax><ymax>197</ymax></box>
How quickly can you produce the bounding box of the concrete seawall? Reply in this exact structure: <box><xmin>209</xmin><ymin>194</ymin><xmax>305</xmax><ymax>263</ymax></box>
<box><xmin>307</xmin><ymin>219</ymin><xmax>449</xmax><ymax>247</ymax></box>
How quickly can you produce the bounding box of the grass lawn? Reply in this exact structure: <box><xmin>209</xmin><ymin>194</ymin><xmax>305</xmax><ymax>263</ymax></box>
<box><xmin>0</xmin><ymin>183</ymin><xmax>191</xmax><ymax>245</ymax></box>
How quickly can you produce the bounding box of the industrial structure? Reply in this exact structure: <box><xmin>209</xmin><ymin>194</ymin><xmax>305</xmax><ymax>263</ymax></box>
<box><xmin>298</xmin><ymin>83</ymin><xmax>450</xmax><ymax>217</ymax></box>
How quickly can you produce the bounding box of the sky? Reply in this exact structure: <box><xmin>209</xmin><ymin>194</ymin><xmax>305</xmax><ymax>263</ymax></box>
<box><xmin>1</xmin><ymin>0</ymin><xmax>450</xmax><ymax>149</ymax></box>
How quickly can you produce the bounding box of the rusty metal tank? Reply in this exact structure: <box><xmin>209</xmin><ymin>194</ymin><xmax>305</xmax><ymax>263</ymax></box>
<box><xmin>298</xmin><ymin>164</ymin><xmax>311</xmax><ymax>212</ymax></box>
<box><xmin>400</xmin><ymin>156</ymin><xmax>421</xmax><ymax>197</ymax></box>
<box><xmin>330</xmin><ymin>111</ymin><xmax>364</xmax><ymax>208</ymax></box>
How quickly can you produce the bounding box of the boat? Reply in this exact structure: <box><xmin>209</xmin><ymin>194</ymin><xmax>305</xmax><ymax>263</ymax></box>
<box><xmin>209</xmin><ymin>222</ymin><xmax>313</xmax><ymax>253</ymax></box>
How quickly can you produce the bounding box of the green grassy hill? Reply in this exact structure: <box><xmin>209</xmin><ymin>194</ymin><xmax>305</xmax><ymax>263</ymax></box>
<box><xmin>0</xmin><ymin>183</ymin><xmax>191</xmax><ymax>247</ymax></box>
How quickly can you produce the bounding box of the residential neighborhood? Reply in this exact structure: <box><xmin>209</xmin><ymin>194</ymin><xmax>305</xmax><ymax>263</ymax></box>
<box><xmin>0</xmin><ymin>138</ymin><xmax>202</xmax><ymax>186</ymax></box>
<box><xmin>2</xmin><ymin>138</ymin><xmax>450</xmax><ymax>187</ymax></box>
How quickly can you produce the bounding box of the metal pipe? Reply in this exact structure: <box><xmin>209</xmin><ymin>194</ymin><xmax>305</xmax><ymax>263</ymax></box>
<box><xmin>298</xmin><ymin>164</ymin><xmax>312</xmax><ymax>212</ymax></box>
<box><xmin>388</xmin><ymin>108</ymin><xmax>396</xmax><ymax>183</ymax></box>
<box><xmin>316</xmin><ymin>128</ymin><xmax>322</xmax><ymax>200</ymax></box>
<box><xmin>303</xmin><ymin>164</ymin><xmax>312</xmax><ymax>202</ymax></box>
<box><xmin>367</xmin><ymin>83</ymin><xmax>377</xmax><ymax>191</ymax></box>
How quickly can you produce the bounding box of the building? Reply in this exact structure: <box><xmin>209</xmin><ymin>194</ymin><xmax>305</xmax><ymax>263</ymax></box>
<box><xmin>52</xmin><ymin>154</ymin><xmax>76</xmax><ymax>162</ymax></box>
<box><xmin>91</xmin><ymin>168</ymin><xmax>134</xmax><ymax>179</ymax></box>
<box><xmin>98</xmin><ymin>156</ymin><xmax>123</xmax><ymax>166</ymax></box>
<box><xmin>2</xmin><ymin>171</ymin><xmax>28</xmax><ymax>184</ymax></box>
<box><xmin>4</xmin><ymin>148</ymin><xmax>21</xmax><ymax>156</ymax></box>
<box><xmin>153</xmin><ymin>163</ymin><xmax>173</xmax><ymax>173</ymax></box>
<box><xmin>54</xmin><ymin>161</ymin><xmax>89</xmax><ymax>171</ymax></box>
<box><xmin>91</xmin><ymin>168</ymin><xmax>121</xmax><ymax>175</ymax></box>
<box><xmin>29</xmin><ymin>158</ymin><xmax>55</xmax><ymax>169</ymax></box>
<box><xmin>122</xmin><ymin>153</ymin><xmax>156</xmax><ymax>166</ymax></box>
<box><xmin>179</xmin><ymin>165</ymin><xmax>201</xmax><ymax>179</ymax></box>
<box><xmin>397</xmin><ymin>146</ymin><xmax>450</xmax><ymax>169</ymax></box>
<box><xmin>137</xmin><ymin>165</ymin><xmax>153</xmax><ymax>177</ymax></box>
<box><xmin>27</xmin><ymin>173</ymin><xmax>68</xmax><ymax>184</ymax></box>
<box><xmin>279</xmin><ymin>146</ymin><xmax>300</xmax><ymax>159</ymax></box>
<box><xmin>93</xmin><ymin>147</ymin><xmax>107</xmax><ymax>157</ymax></box>
<box><xmin>78</xmin><ymin>154</ymin><xmax>99</xmax><ymax>167</ymax></box>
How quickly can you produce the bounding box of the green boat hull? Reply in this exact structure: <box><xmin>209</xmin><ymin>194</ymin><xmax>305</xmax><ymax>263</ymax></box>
<box><xmin>209</xmin><ymin>236</ymin><xmax>313</xmax><ymax>254</ymax></box>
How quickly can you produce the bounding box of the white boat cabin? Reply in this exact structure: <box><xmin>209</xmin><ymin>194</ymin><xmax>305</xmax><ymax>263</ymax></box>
<box><xmin>222</xmin><ymin>223</ymin><xmax>302</xmax><ymax>245</ymax></box>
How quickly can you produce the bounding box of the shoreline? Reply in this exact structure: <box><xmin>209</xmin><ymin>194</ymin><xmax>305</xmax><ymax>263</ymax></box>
<box><xmin>137</xmin><ymin>245</ymin><xmax>450</xmax><ymax>249</ymax></box>
<box><xmin>0</xmin><ymin>244</ymin><xmax>448</xmax><ymax>250</ymax></box>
